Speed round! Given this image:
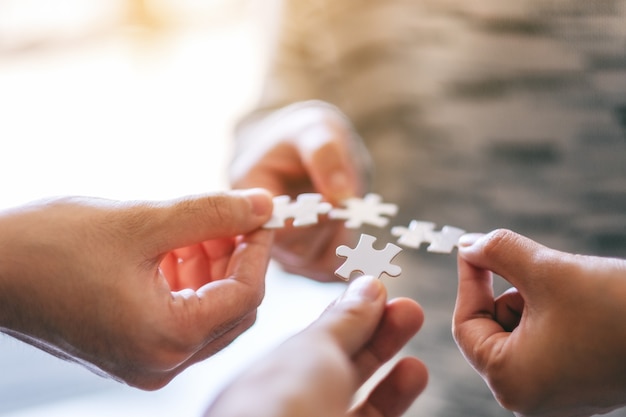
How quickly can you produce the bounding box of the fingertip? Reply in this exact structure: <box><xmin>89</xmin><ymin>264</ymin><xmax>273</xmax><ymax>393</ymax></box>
<box><xmin>239</xmin><ymin>225</ymin><xmax>275</xmax><ymax>249</ymax></box>
<box><xmin>312</xmin><ymin>276</ymin><xmax>387</xmax><ymax>355</ymax></box>
<box><xmin>398</xmin><ymin>356</ymin><xmax>429</xmax><ymax>395</ymax></box>
<box><xmin>235</xmin><ymin>188</ymin><xmax>274</xmax><ymax>218</ymax></box>
<box><xmin>387</xmin><ymin>297</ymin><xmax>425</xmax><ymax>333</ymax></box>
<box><xmin>458</xmin><ymin>233</ymin><xmax>486</xmax><ymax>249</ymax></box>
<box><xmin>457</xmin><ymin>232</ymin><xmax>494</xmax><ymax>264</ymax></box>
<box><xmin>364</xmin><ymin>356</ymin><xmax>429</xmax><ymax>416</ymax></box>
<box><xmin>457</xmin><ymin>229</ymin><xmax>520</xmax><ymax>266</ymax></box>
<box><xmin>339</xmin><ymin>275</ymin><xmax>385</xmax><ymax>304</ymax></box>
<box><xmin>328</xmin><ymin>170</ymin><xmax>356</xmax><ymax>202</ymax></box>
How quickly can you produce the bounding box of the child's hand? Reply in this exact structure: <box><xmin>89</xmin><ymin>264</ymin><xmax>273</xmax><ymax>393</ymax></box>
<box><xmin>453</xmin><ymin>229</ymin><xmax>626</xmax><ymax>417</ymax></box>
<box><xmin>231</xmin><ymin>100</ymin><xmax>371</xmax><ymax>281</ymax></box>
<box><xmin>204</xmin><ymin>276</ymin><xmax>428</xmax><ymax>417</ymax></box>
<box><xmin>0</xmin><ymin>190</ymin><xmax>273</xmax><ymax>390</ymax></box>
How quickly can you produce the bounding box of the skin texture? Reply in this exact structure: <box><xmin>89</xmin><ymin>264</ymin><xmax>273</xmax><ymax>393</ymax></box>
<box><xmin>231</xmin><ymin>101</ymin><xmax>370</xmax><ymax>281</ymax></box>
<box><xmin>204</xmin><ymin>276</ymin><xmax>428</xmax><ymax>417</ymax></box>
<box><xmin>453</xmin><ymin>229</ymin><xmax>626</xmax><ymax>417</ymax></box>
<box><xmin>0</xmin><ymin>189</ymin><xmax>274</xmax><ymax>390</ymax></box>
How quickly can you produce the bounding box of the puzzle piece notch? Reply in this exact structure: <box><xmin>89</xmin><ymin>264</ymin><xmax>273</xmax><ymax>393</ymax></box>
<box><xmin>391</xmin><ymin>220</ymin><xmax>466</xmax><ymax>254</ymax></box>
<box><xmin>329</xmin><ymin>193</ymin><xmax>398</xmax><ymax>229</ymax></box>
<box><xmin>335</xmin><ymin>233</ymin><xmax>402</xmax><ymax>281</ymax></box>
<box><xmin>264</xmin><ymin>193</ymin><xmax>332</xmax><ymax>229</ymax></box>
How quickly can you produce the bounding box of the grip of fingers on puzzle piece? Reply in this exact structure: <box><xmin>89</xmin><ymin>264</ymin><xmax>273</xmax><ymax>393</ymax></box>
<box><xmin>335</xmin><ymin>233</ymin><xmax>402</xmax><ymax>281</ymax></box>
<box><xmin>264</xmin><ymin>193</ymin><xmax>332</xmax><ymax>229</ymax></box>
<box><xmin>329</xmin><ymin>193</ymin><xmax>398</xmax><ymax>228</ymax></box>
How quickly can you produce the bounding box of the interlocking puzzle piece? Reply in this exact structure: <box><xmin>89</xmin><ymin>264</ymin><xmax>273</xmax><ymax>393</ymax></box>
<box><xmin>329</xmin><ymin>193</ymin><xmax>398</xmax><ymax>228</ymax></box>
<box><xmin>263</xmin><ymin>193</ymin><xmax>332</xmax><ymax>229</ymax></box>
<box><xmin>391</xmin><ymin>220</ymin><xmax>436</xmax><ymax>248</ymax></box>
<box><xmin>391</xmin><ymin>220</ymin><xmax>466</xmax><ymax>253</ymax></box>
<box><xmin>335</xmin><ymin>233</ymin><xmax>402</xmax><ymax>281</ymax></box>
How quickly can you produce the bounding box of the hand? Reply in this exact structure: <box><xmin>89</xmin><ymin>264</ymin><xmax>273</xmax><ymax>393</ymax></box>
<box><xmin>204</xmin><ymin>276</ymin><xmax>428</xmax><ymax>417</ymax></box>
<box><xmin>453</xmin><ymin>229</ymin><xmax>626</xmax><ymax>417</ymax></box>
<box><xmin>231</xmin><ymin>100</ymin><xmax>371</xmax><ymax>281</ymax></box>
<box><xmin>0</xmin><ymin>189</ymin><xmax>274</xmax><ymax>390</ymax></box>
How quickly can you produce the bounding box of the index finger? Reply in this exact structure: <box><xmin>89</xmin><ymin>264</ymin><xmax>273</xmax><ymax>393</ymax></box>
<box><xmin>352</xmin><ymin>297</ymin><xmax>424</xmax><ymax>384</ymax></box>
<box><xmin>192</xmin><ymin>228</ymin><xmax>274</xmax><ymax>339</ymax></box>
<box><xmin>303</xmin><ymin>276</ymin><xmax>387</xmax><ymax>357</ymax></box>
<box><xmin>453</xmin><ymin>255</ymin><xmax>508</xmax><ymax>372</ymax></box>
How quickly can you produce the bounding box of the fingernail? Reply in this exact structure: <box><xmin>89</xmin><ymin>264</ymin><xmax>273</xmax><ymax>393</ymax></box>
<box><xmin>458</xmin><ymin>233</ymin><xmax>484</xmax><ymax>248</ymax></box>
<box><xmin>239</xmin><ymin>188</ymin><xmax>273</xmax><ymax>217</ymax></box>
<box><xmin>341</xmin><ymin>275</ymin><xmax>382</xmax><ymax>303</ymax></box>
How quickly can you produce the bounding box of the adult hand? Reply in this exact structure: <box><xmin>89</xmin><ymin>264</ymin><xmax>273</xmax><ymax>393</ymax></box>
<box><xmin>205</xmin><ymin>276</ymin><xmax>428</xmax><ymax>417</ymax></box>
<box><xmin>230</xmin><ymin>100</ymin><xmax>371</xmax><ymax>281</ymax></box>
<box><xmin>0</xmin><ymin>189</ymin><xmax>273</xmax><ymax>390</ymax></box>
<box><xmin>453</xmin><ymin>229</ymin><xmax>626</xmax><ymax>417</ymax></box>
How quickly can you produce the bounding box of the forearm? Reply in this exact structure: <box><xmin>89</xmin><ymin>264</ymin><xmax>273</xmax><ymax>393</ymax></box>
<box><xmin>0</xmin><ymin>207</ymin><xmax>22</xmax><ymax>330</ymax></box>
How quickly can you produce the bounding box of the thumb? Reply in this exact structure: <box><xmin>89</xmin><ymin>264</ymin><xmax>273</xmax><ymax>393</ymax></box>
<box><xmin>308</xmin><ymin>276</ymin><xmax>387</xmax><ymax>355</ymax></box>
<box><xmin>457</xmin><ymin>229</ymin><xmax>553</xmax><ymax>294</ymax></box>
<box><xmin>137</xmin><ymin>188</ymin><xmax>273</xmax><ymax>254</ymax></box>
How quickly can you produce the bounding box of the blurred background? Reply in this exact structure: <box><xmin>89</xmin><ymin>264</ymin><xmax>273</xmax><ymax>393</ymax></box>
<box><xmin>2</xmin><ymin>1</ymin><xmax>626</xmax><ymax>417</ymax></box>
<box><xmin>0</xmin><ymin>1</ymin><xmax>345</xmax><ymax>416</ymax></box>
<box><xmin>0</xmin><ymin>0</ymin><xmax>271</xmax><ymax>205</ymax></box>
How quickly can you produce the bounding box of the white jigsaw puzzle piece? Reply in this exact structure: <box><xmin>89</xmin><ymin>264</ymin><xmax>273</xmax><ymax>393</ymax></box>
<box><xmin>426</xmin><ymin>225</ymin><xmax>466</xmax><ymax>253</ymax></box>
<box><xmin>335</xmin><ymin>233</ymin><xmax>402</xmax><ymax>281</ymax></box>
<box><xmin>263</xmin><ymin>195</ymin><xmax>292</xmax><ymax>228</ymax></box>
<box><xmin>390</xmin><ymin>220</ymin><xmax>436</xmax><ymax>248</ymax></box>
<box><xmin>264</xmin><ymin>193</ymin><xmax>332</xmax><ymax>229</ymax></box>
<box><xmin>329</xmin><ymin>193</ymin><xmax>398</xmax><ymax>228</ymax></box>
<box><xmin>391</xmin><ymin>220</ymin><xmax>466</xmax><ymax>253</ymax></box>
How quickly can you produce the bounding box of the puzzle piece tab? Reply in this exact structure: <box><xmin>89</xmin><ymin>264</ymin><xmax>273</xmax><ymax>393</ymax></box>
<box><xmin>329</xmin><ymin>193</ymin><xmax>398</xmax><ymax>228</ymax></box>
<box><xmin>335</xmin><ymin>233</ymin><xmax>402</xmax><ymax>281</ymax></box>
<box><xmin>391</xmin><ymin>220</ymin><xmax>466</xmax><ymax>253</ymax></box>
<box><xmin>264</xmin><ymin>193</ymin><xmax>332</xmax><ymax>229</ymax></box>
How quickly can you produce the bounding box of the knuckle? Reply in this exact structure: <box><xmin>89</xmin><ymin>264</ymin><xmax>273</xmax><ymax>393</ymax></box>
<box><xmin>180</xmin><ymin>193</ymin><xmax>239</xmax><ymax>233</ymax></box>
<box><xmin>334</xmin><ymin>301</ymin><xmax>369</xmax><ymax>325</ymax></box>
<box><xmin>239</xmin><ymin>278</ymin><xmax>265</xmax><ymax>309</ymax></box>
<box><xmin>481</xmin><ymin>228</ymin><xmax>516</xmax><ymax>257</ymax></box>
<box><xmin>203</xmin><ymin>194</ymin><xmax>231</xmax><ymax>224</ymax></box>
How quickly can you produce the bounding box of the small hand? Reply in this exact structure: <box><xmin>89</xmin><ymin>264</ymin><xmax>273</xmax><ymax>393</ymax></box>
<box><xmin>205</xmin><ymin>276</ymin><xmax>428</xmax><ymax>417</ymax></box>
<box><xmin>453</xmin><ymin>229</ymin><xmax>626</xmax><ymax>417</ymax></box>
<box><xmin>0</xmin><ymin>189</ymin><xmax>274</xmax><ymax>389</ymax></box>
